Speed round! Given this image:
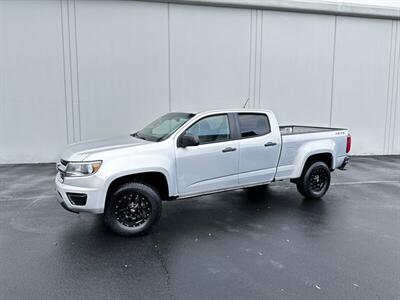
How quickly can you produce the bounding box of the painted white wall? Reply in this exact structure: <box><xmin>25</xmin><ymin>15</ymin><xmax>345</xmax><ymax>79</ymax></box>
<box><xmin>169</xmin><ymin>4</ymin><xmax>251</xmax><ymax>112</ymax></box>
<box><xmin>75</xmin><ymin>0</ymin><xmax>170</xmax><ymax>140</ymax></box>
<box><xmin>1</xmin><ymin>0</ymin><xmax>399</xmax><ymax>162</ymax></box>
<box><xmin>259</xmin><ymin>11</ymin><xmax>335</xmax><ymax>126</ymax></box>
<box><xmin>384</xmin><ymin>21</ymin><xmax>400</xmax><ymax>155</ymax></box>
<box><xmin>0</xmin><ymin>0</ymin><xmax>68</xmax><ymax>162</ymax></box>
<box><xmin>331</xmin><ymin>16</ymin><xmax>392</xmax><ymax>154</ymax></box>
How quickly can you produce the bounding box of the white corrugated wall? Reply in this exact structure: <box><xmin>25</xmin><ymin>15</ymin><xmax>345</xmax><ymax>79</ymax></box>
<box><xmin>0</xmin><ymin>0</ymin><xmax>399</xmax><ymax>162</ymax></box>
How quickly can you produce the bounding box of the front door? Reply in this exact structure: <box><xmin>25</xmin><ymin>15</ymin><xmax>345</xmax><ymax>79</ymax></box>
<box><xmin>175</xmin><ymin>114</ymin><xmax>239</xmax><ymax>197</ymax></box>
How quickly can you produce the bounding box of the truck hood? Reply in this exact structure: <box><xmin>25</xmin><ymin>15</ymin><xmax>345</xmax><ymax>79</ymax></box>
<box><xmin>60</xmin><ymin>135</ymin><xmax>151</xmax><ymax>161</ymax></box>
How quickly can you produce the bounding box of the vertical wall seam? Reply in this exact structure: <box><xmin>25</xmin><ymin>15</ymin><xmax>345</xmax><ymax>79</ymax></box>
<box><xmin>60</xmin><ymin>0</ymin><xmax>69</xmax><ymax>144</ymax></box>
<box><xmin>252</xmin><ymin>11</ymin><xmax>258</xmax><ymax>109</ymax></box>
<box><xmin>397</xmin><ymin>21</ymin><xmax>400</xmax><ymax>151</ymax></box>
<box><xmin>73</xmin><ymin>0</ymin><xmax>82</xmax><ymax>141</ymax></box>
<box><xmin>392</xmin><ymin>21</ymin><xmax>400</xmax><ymax>152</ymax></box>
<box><xmin>390</xmin><ymin>20</ymin><xmax>396</xmax><ymax>153</ymax></box>
<box><xmin>389</xmin><ymin>20</ymin><xmax>397</xmax><ymax>153</ymax></box>
<box><xmin>66</xmin><ymin>0</ymin><xmax>75</xmax><ymax>141</ymax></box>
<box><xmin>257</xmin><ymin>11</ymin><xmax>263</xmax><ymax>109</ymax></box>
<box><xmin>384</xmin><ymin>20</ymin><xmax>394</xmax><ymax>154</ymax></box>
<box><xmin>329</xmin><ymin>16</ymin><xmax>337</xmax><ymax>127</ymax></box>
<box><xmin>390</xmin><ymin>22</ymin><xmax>399</xmax><ymax>153</ymax></box>
<box><xmin>390</xmin><ymin>20</ymin><xmax>397</xmax><ymax>152</ymax></box>
<box><xmin>389</xmin><ymin>21</ymin><xmax>396</xmax><ymax>153</ymax></box>
<box><xmin>167</xmin><ymin>4</ymin><xmax>172</xmax><ymax>112</ymax></box>
<box><xmin>247</xmin><ymin>9</ymin><xmax>253</xmax><ymax>104</ymax></box>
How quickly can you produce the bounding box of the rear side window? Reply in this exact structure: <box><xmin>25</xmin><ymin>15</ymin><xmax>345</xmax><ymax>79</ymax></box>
<box><xmin>238</xmin><ymin>113</ymin><xmax>270</xmax><ymax>138</ymax></box>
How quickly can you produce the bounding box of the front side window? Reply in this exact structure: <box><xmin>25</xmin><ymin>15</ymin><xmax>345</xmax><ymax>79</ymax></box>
<box><xmin>238</xmin><ymin>113</ymin><xmax>270</xmax><ymax>138</ymax></box>
<box><xmin>186</xmin><ymin>114</ymin><xmax>230</xmax><ymax>144</ymax></box>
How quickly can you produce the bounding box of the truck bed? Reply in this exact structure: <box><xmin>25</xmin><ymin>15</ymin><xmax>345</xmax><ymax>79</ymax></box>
<box><xmin>279</xmin><ymin>125</ymin><xmax>346</xmax><ymax>135</ymax></box>
<box><xmin>275</xmin><ymin>125</ymin><xmax>349</xmax><ymax>181</ymax></box>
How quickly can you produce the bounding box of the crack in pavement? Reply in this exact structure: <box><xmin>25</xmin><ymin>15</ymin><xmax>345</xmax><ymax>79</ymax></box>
<box><xmin>151</xmin><ymin>234</ymin><xmax>175</xmax><ymax>300</ymax></box>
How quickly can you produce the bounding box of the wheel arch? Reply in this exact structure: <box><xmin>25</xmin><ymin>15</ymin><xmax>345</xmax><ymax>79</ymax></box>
<box><xmin>301</xmin><ymin>152</ymin><xmax>334</xmax><ymax>174</ymax></box>
<box><xmin>105</xmin><ymin>171</ymin><xmax>170</xmax><ymax>203</ymax></box>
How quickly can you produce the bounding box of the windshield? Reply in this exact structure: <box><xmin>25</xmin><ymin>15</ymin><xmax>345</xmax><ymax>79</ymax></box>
<box><xmin>133</xmin><ymin>112</ymin><xmax>194</xmax><ymax>142</ymax></box>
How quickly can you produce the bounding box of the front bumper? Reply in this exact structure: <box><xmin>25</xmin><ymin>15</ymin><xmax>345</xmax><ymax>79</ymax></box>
<box><xmin>55</xmin><ymin>173</ymin><xmax>105</xmax><ymax>214</ymax></box>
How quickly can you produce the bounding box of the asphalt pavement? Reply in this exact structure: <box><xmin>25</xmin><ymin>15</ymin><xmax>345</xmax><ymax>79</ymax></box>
<box><xmin>0</xmin><ymin>156</ymin><xmax>399</xmax><ymax>300</ymax></box>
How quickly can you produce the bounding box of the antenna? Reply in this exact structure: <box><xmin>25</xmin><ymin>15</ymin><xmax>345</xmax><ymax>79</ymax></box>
<box><xmin>242</xmin><ymin>98</ymin><xmax>250</xmax><ymax>108</ymax></box>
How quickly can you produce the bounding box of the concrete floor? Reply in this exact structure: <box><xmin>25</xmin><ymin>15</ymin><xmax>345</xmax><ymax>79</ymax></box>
<box><xmin>0</xmin><ymin>156</ymin><xmax>399</xmax><ymax>300</ymax></box>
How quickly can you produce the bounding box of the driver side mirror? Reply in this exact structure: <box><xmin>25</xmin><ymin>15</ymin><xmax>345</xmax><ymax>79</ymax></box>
<box><xmin>179</xmin><ymin>133</ymin><xmax>200</xmax><ymax>148</ymax></box>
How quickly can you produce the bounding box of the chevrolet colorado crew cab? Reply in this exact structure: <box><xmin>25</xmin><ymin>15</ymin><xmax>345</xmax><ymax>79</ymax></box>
<box><xmin>56</xmin><ymin>109</ymin><xmax>351</xmax><ymax>236</ymax></box>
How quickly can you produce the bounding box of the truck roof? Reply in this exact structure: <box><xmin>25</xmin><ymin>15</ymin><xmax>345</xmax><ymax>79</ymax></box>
<box><xmin>194</xmin><ymin>108</ymin><xmax>272</xmax><ymax>116</ymax></box>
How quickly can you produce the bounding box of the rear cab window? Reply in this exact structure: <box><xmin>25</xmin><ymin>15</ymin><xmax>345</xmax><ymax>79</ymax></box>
<box><xmin>237</xmin><ymin>113</ymin><xmax>271</xmax><ymax>138</ymax></box>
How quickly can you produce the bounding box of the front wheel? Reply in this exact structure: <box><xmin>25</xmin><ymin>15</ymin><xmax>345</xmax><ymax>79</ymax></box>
<box><xmin>104</xmin><ymin>182</ymin><xmax>162</xmax><ymax>237</ymax></box>
<box><xmin>296</xmin><ymin>161</ymin><xmax>331</xmax><ymax>199</ymax></box>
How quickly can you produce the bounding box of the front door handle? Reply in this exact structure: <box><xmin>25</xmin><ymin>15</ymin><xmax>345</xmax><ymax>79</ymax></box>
<box><xmin>222</xmin><ymin>147</ymin><xmax>237</xmax><ymax>153</ymax></box>
<box><xmin>264</xmin><ymin>142</ymin><xmax>277</xmax><ymax>147</ymax></box>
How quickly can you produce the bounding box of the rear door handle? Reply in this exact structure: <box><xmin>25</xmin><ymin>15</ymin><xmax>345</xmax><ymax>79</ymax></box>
<box><xmin>222</xmin><ymin>147</ymin><xmax>237</xmax><ymax>153</ymax></box>
<box><xmin>264</xmin><ymin>142</ymin><xmax>277</xmax><ymax>147</ymax></box>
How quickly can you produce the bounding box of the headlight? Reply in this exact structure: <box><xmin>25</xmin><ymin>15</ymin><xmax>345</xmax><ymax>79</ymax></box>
<box><xmin>65</xmin><ymin>161</ymin><xmax>102</xmax><ymax>177</ymax></box>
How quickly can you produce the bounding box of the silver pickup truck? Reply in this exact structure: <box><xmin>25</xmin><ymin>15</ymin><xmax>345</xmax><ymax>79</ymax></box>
<box><xmin>55</xmin><ymin>109</ymin><xmax>351</xmax><ymax>236</ymax></box>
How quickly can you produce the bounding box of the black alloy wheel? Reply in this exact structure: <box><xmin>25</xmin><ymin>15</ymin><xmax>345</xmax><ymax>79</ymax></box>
<box><xmin>115</xmin><ymin>193</ymin><xmax>152</xmax><ymax>229</ymax></box>
<box><xmin>297</xmin><ymin>161</ymin><xmax>331</xmax><ymax>199</ymax></box>
<box><xmin>309</xmin><ymin>167</ymin><xmax>328</xmax><ymax>194</ymax></box>
<box><xmin>104</xmin><ymin>182</ymin><xmax>162</xmax><ymax>237</ymax></box>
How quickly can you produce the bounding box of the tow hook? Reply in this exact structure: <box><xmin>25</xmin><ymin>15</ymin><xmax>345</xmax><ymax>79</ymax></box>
<box><xmin>338</xmin><ymin>157</ymin><xmax>349</xmax><ymax>170</ymax></box>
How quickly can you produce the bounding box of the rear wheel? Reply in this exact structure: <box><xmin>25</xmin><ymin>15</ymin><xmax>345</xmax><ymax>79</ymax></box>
<box><xmin>104</xmin><ymin>182</ymin><xmax>162</xmax><ymax>237</ymax></box>
<box><xmin>296</xmin><ymin>161</ymin><xmax>331</xmax><ymax>199</ymax></box>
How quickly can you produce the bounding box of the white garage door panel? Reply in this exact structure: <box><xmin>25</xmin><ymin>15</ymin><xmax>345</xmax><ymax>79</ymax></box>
<box><xmin>0</xmin><ymin>0</ymin><xmax>67</xmax><ymax>163</ymax></box>
<box><xmin>260</xmin><ymin>11</ymin><xmax>335</xmax><ymax>126</ymax></box>
<box><xmin>331</xmin><ymin>17</ymin><xmax>392</xmax><ymax>154</ymax></box>
<box><xmin>169</xmin><ymin>5</ymin><xmax>251</xmax><ymax>112</ymax></box>
<box><xmin>75</xmin><ymin>0</ymin><xmax>169</xmax><ymax>139</ymax></box>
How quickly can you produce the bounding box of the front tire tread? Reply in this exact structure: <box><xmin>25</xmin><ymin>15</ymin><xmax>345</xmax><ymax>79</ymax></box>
<box><xmin>104</xmin><ymin>181</ymin><xmax>162</xmax><ymax>237</ymax></box>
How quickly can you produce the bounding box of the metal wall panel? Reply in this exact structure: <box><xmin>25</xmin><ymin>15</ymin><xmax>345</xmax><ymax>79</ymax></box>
<box><xmin>1</xmin><ymin>0</ymin><xmax>400</xmax><ymax>163</ymax></box>
<box><xmin>385</xmin><ymin>21</ymin><xmax>400</xmax><ymax>155</ymax></box>
<box><xmin>394</xmin><ymin>39</ymin><xmax>400</xmax><ymax>154</ymax></box>
<box><xmin>0</xmin><ymin>0</ymin><xmax>67</xmax><ymax>163</ymax></box>
<box><xmin>259</xmin><ymin>11</ymin><xmax>335</xmax><ymax>126</ymax></box>
<box><xmin>169</xmin><ymin>4</ymin><xmax>251</xmax><ymax>112</ymax></box>
<box><xmin>74</xmin><ymin>0</ymin><xmax>170</xmax><ymax>140</ymax></box>
<box><xmin>331</xmin><ymin>16</ymin><xmax>392</xmax><ymax>154</ymax></box>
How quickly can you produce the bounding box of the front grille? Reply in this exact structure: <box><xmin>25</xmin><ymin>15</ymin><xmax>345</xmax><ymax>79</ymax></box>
<box><xmin>57</xmin><ymin>159</ymin><xmax>67</xmax><ymax>176</ymax></box>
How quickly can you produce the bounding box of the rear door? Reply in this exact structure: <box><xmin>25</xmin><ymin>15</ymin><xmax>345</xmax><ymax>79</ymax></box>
<box><xmin>236</xmin><ymin>113</ymin><xmax>281</xmax><ymax>185</ymax></box>
<box><xmin>175</xmin><ymin>114</ymin><xmax>239</xmax><ymax>196</ymax></box>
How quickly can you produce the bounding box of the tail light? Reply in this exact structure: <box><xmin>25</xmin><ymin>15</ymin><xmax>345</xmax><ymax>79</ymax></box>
<box><xmin>346</xmin><ymin>134</ymin><xmax>351</xmax><ymax>153</ymax></box>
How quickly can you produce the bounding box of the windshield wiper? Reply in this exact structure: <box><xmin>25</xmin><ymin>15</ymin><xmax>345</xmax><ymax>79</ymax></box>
<box><xmin>131</xmin><ymin>132</ymin><xmax>147</xmax><ymax>140</ymax></box>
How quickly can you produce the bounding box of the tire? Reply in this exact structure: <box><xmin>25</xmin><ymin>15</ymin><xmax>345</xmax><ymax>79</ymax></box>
<box><xmin>104</xmin><ymin>182</ymin><xmax>162</xmax><ymax>237</ymax></box>
<box><xmin>296</xmin><ymin>161</ymin><xmax>331</xmax><ymax>199</ymax></box>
